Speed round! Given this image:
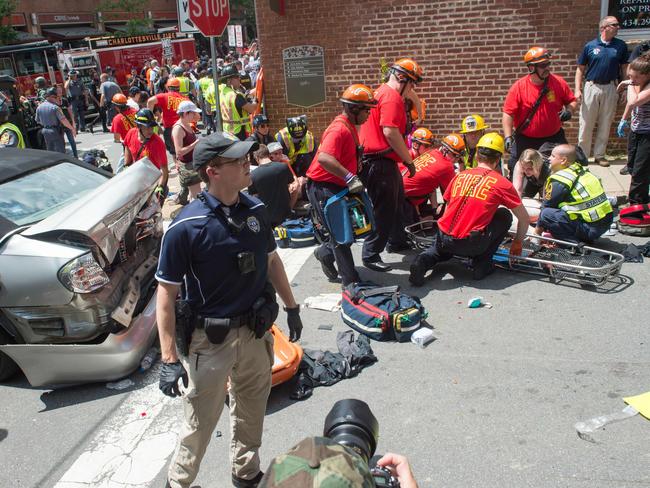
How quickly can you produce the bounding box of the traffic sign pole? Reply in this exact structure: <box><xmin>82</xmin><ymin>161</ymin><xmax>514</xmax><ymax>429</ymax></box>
<box><xmin>210</xmin><ymin>36</ymin><xmax>223</xmax><ymax>131</ymax></box>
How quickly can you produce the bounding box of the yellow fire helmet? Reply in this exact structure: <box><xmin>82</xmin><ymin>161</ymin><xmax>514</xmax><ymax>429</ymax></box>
<box><xmin>476</xmin><ymin>132</ymin><xmax>505</xmax><ymax>155</ymax></box>
<box><xmin>460</xmin><ymin>114</ymin><xmax>490</xmax><ymax>134</ymax></box>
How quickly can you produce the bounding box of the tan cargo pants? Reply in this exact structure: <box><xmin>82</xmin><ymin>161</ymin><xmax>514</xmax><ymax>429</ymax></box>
<box><xmin>578</xmin><ymin>80</ymin><xmax>618</xmax><ymax>158</ymax></box>
<box><xmin>167</xmin><ymin>326</ymin><xmax>274</xmax><ymax>488</ymax></box>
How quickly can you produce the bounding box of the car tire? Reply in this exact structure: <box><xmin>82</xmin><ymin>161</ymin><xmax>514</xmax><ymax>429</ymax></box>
<box><xmin>0</xmin><ymin>328</ymin><xmax>19</xmax><ymax>382</ymax></box>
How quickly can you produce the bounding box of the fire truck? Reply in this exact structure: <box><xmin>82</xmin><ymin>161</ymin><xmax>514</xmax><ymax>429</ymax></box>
<box><xmin>0</xmin><ymin>41</ymin><xmax>63</xmax><ymax>97</ymax></box>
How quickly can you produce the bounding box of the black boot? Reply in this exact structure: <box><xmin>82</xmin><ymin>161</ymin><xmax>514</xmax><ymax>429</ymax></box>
<box><xmin>314</xmin><ymin>249</ymin><xmax>340</xmax><ymax>282</ymax></box>
<box><xmin>409</xmin><ymin>254</ymin><xmax>432</xmax><ymax>286</ymax></box>
<box><xmin>232</xmin><ymin>471</ymin><xmax>264</xmax><ymax>487</ymax></box>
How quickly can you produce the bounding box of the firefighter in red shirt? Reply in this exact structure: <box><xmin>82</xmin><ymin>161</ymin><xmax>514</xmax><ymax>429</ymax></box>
<box><xmin>409</xmin><ymin>127</ymin><xmax>435</xmax><ymax>160</ymax></box>
<box><xmin>110</xmin><ymin>93</ymin><xmax>137</xmax><ymax>173</ymax></box>
<box><xmin>306</xmin><ymin>84</ymin><xmax>376</xmax><ymax>285</ymax></box>
<box><xmin>401</xmin><ymin>133</ymin><xmax>466</xmax><ymax>225</ymax></box>
<box><xmin>409</xmin><ymin>133</ymin><xmax>530</xmax><ymax>286</ymax></box>
<box><xmin>359</xmin><ymin>58</ymin><xmax>421</xmax><ymax>272</ymax></box>
<box><xmin>502</xmin><ymin>46</ymin><xmax>578</xmax><ymax>176</ymax></box>
<box><xmin>146</xmin><ymin>78</ymin><xmax>189</xmax><ymax>156</ymax></box>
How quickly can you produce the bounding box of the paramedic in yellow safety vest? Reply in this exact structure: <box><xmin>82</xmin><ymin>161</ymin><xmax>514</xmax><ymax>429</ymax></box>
<box><xmin>276</xmin><ymin>115</ymin><xmax>318</xmax><ymax>177</ymax></box>
<box><xmin>197</xmin><ymin>69</ymin><xmax>216</xmax><ymax>134</ymax></box>
<box><xmin>172</xmin><ymin>67</ymin><xmax>195</xmax><ymax>100</ymax></box>
<box><xmin>459</xmin><ymin>114</ymin><xmax>489</xmax><ymax>169</ymax></box>
<box><xmin>218</xmin><ymin>64</ymin><xmax>257</xmax><ymax>140</ymax></box>
<box><xmin>535</xmin><ymin>144</ymin><xmax>613</xmax><ymax>243</ymax></box>
<box><xmin>0</xmin><ymin>99</ymin><xmax>25</xmax><ymax>148</ymax></box>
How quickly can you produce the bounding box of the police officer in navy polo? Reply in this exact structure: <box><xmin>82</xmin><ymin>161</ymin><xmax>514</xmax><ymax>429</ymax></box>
<box><xmin>156</xmin><ymin>132</ymin><xmax>303</xmax><ymax>488</ymax></box>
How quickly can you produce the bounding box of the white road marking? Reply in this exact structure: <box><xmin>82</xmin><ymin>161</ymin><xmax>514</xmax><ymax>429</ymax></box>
<box><xmin>54</xmin><ymin>245</ymin><xmax>314</xmax><ymax>487</ymax></box>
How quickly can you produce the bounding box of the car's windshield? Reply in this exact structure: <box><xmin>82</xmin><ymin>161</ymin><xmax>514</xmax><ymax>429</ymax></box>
<box><xmin>0</xmin><ymin>163</ymin><xmax>108</xmax><ymax>226</ymax></box>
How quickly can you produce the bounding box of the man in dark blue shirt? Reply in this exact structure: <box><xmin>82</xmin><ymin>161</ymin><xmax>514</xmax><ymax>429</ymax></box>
<box><xmin>156</xmin><ymin>132</ymin><xmax>303</xmax><ymax>488</ymax></box>
<box><xmin>575</xmin><ymin>16</ymin><xmax>629</xmax><ymax>166</ymax></box>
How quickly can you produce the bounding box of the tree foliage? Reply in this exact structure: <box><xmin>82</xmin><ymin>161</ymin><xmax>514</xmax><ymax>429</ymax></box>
<box><xmin>98</xmin><ymin>0</ymin><xmax>153</xmax><ymax>37</ymax></box>
<box><xmin>0</xmin><ymin>0</ymin><xmax>18</xmax><ymax>46</ymax></box>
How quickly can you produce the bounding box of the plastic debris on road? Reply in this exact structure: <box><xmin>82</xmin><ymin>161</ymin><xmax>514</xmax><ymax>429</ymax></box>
<box><xmin>411</xmin><ymin>328</ymin><xmax>435</xmax><ymax>348</ymax></box>
<box><xmin>106</xmin><ymin>378</ymin><xmax>135</xmax><ymax>390</ymax></box>
<box><xmin>574</xmin><ymin>404</ymin><xmax>639</xmax><ymax>442</ymax></box>
<box><xmin>303</xmin><ymin>293</ymin><xmax>342</xmax><ymax>312</ymax></box>
<box><xmin>467</xmin><ymin>296</ymin><xmax>492</xmax><ymax>309</ymax></box>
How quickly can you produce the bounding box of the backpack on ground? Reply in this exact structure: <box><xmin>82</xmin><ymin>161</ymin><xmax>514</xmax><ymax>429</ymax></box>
<box><xmin>274</xmin><ymin>217</ymin><xmax>316</xmax><ymax>248</ymax></box>
<box><xmin>341</xmin><ymin>282</ymin><xmax>425</xmax><ymax>342</ymax></box>
<box><xmin>619</xmin><ymin>204</ymin><xmax>650</xmax><ymax>236</ymax></box>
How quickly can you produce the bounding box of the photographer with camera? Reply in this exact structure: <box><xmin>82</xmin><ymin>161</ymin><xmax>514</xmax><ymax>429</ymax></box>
<box><xmin>156</xmin><ymin>132</ymin><xmax>303</xmax><ymax>488</ymax></box>
<box><xmin>259</xmin><ymin>399</ymin><xmax>418</xmax><ymax>488</ymax></box>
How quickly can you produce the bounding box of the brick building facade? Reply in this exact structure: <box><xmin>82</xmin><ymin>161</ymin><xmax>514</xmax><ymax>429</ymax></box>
<box><xmin>255</xmin><ymin>0</ymin><xmax>639</xmax><ymax>152</ymax></box>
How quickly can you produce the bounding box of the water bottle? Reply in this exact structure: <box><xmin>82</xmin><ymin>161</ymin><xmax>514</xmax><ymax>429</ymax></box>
<box><xmin>139</xmin><ymin>347</ymin><xmax>159</xmax><ymax>372</ymax></box>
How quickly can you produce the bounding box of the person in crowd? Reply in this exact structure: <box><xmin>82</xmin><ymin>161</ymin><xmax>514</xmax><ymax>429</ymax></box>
<box><xmin>196</xmin><ymin>69</ymin><xmax>214</xmax><ymax>134</ymax></box>
<box><xmin>306</xmin><ymin>84</ymin><xmax>376</xmax><ymax>285</ymax></box>
<box><xmin>129</xmin><ymin>67</ymin><xmax>148</xmax><ymax>93</ymax></box>
<box><xmin>36</xmin><ymin>87</ymin><xmax>75</xmax><ymax>154</ymax></box>
<box><xmin>502</xmin><ymin>46</ymin><xmax>577</xmax><ymax>175</ymax></box>
<box><xmin>409</xmin><ymin>133</ymin><xmax>530</xmax><ymax>286</ymax></box>
<box><xmin>0</xmin><ymin>98</ymin><xmax>25</xmax><ymax>148</ymax></box>
<box><xmin>157</xmin><ymin>66</ymin><xmax>171</xmax><ymax>95</ymax></box>
<box><xmin>276</xmin><ymin>116</ymin><xmax>317</xmax><ymax>177</ymax></box>
<box><xmin>99</xmin><ymin>73</ymin><xmax>122</xmax><ymax>129</ymax></box>
<box><xmin>268</xmin><ymin>141</ymin><xmax>305</xmax><ymax>208</ymax></box>
<box><xmin>110</xmin><ymin>93</ymin><xmax>138</xmax><ymax>173</ymax></box>
<box><xmin>357</xmin><ymin>58</ymin><xmax>420</xmax><ymax>271</ymax></box>
<box><xmin>87</xmin><ymin>70</ymin><xmax>104</xmax><ymax>132</ymax></box>
<box><xmin>65</xmin><ymin>70</ymin><xmax>86</xmax><ymax>132</ymax></box>
<box><xmin>401</xmin><ymin>133</ymin><xmax>466</xmax><ymax>224</ymax></box>
<box><xmin>246</xmin><ymin>114</ymin><xmax>273</xmax><ymax>163</ymax></box>
<box><xmin>459</xmin><ymin>114</ymin><xmax>490</xmax><ymax>169</ymax></box>
<box><xmin>147</xmin><ymin>78</ymin><xmax>189</xmax><ymax>156</ymax></box>
<box><xmin>512</xmin><ymin>148</ymin><xmax>549</xmax><ymax>199</ymax></box>
<box><xmin>155</xmin><ymin>132</ymin><xmax>302</xmax><ymax>488</ymax></box>
<box><xmin>534</xmin><ymin>144</ymin><xmax>613</xmax><ymax>243</ymax></box>
<box><xmin>172</xmin><ymin>100</ymin><xmax>203</xmax><ymax>205</ymax></box>
<box><xmin>127</xmin><ymin>86</ymin><xmax>141</xmax><ymax>111</ymax></box>
<box><xmin>575</xmin><ymin>16</ymin><xmax>628</xmax><ymax>167</ymax></box>
<box><xmin>409</xmin><ymin>127</ymin><xmax>435</xmax><ymax>159</ymax></box>
<box><xmin>173</xmin><ymin>66</ymin><xmax>194</xmax><ymax>100</ymax></box>
<box><xmin>220</xmin><ymin>64</ymin><xmax>257</xmax><ymax>140</ymax></box>
<box><xmin>55</xmin><ymin>84</ymin><xmax>78</xmax><ymax>158</ymax></box>
<box><xmin>149</xmin><ymin>60</ymin><xmax>161</xmax><ymax>94</ymax></box>
<box><xmin>34</xmin><ymin>76</ymin><xmax>48</xmax><ymax>101</ymax></box>
<box><xmin>616</xmin><ymin>52</ymin><xmax>650</xmax><ymax>204</ymax></box>
<box><xmin>249</xmin><ymin>144</ymin><xmax>294</xmax><ymax>227</ymax></box>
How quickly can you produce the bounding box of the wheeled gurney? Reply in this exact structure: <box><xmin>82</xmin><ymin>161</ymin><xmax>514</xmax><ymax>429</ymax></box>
<box><xmin>404</xmin><ymin>220</ymin><xmax>624</xmax><ymax>287</ymax></box>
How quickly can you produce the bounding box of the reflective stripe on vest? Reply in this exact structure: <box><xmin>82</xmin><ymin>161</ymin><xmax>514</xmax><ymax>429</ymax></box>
<box><xmin>220</xmin><ymin>85</ymin><xmax>252</xmax><ymax>135</ymax></box>
<box><xmin>178</xmin><ymin>76</ymin><xmax>191</xmax><ymax>96</ymax></box>
<box><xmin>277</xmin><ymin>128</ymin><xmax>315</xmax><ymax>164</ymax></box>
<box><xmin>551</xmin><ymin>163</ymin><xmax>612</xmax><ymax>222</ymax></box>
<box><xmin>0</xmin><ymin>122</ymin><xmax>25</xmax><ymax>148</ymax></box>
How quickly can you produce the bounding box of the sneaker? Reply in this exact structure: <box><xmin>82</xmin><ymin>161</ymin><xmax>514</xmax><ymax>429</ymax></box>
<box><xmin>472</xmin><ymin>259</ymin><xmax>495</xmax><ymax>280</ymax></box>
<box><xmin>313</xmin><ymin>249</ymin><xmax>340</xmax><ymax>282</ymax></box>
<box><xmin>595</xmin><ymin>157</ymin><xmax>610</xmax><ymax>167</ymax></box>
<box><xmin>619</xmin><ymin>166</ymin><xmax>630</xmax><ymax>175</ymax></box>
<box><xmin>409</xmin><ymin>255</ymin><xmax>430</xmax><ymax>286</ymax></box>
<box><xmin>232</xmin><ymin>471</ymin><xmax>264</xmax><ymax>488</ymax></box>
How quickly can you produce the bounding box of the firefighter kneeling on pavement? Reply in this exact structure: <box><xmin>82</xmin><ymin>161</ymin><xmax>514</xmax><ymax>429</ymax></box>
<box><xmin>409</xmin><ymin>133</ymin><xmax>530</xmax><ymax>286</ymax></box>
<box><xmin>534</xmin><ymin>143</ymin><xmax>613</xmax><ymax>243</ymax></box>
<box><xmin>306</xmin><ymin>83</ymin><xmax>377</xmax><ymax>286</ymax></box>
<box><xmin>155</xmin><ymin>132</ymin><xmax>303</xmax><ymax>488</ymax></box>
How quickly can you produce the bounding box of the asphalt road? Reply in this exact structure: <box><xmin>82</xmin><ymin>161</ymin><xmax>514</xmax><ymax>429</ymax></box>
<box><xmin>1</xmin><ymin>131</ymin><xmax>648</xmax><ymax>487</ymax></box>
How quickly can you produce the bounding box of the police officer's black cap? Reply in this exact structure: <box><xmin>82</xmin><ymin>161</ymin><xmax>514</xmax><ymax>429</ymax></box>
<box><xmin>45</xmin><ymin>87</ymin><xmax>58</xmax><ymax>97</ymax></box>
<box><xmin>193</xmin><ymin>132</ymin><xmax>259</xmax><ymax>170</ymax></box>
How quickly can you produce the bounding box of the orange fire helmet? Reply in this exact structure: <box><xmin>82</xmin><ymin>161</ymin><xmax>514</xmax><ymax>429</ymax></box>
<box><xmin>112</xmin><ymin>93</ymin><xmax>128</xmax><ymax>106</ymax></box>
<box><xmin>166</xmin><ymin>78</ymin><xmax>181</xmax><ymax>89</ymax></box>
<box><xmin>340</xmin><ymin>84</ymin><xmax>377</xmax><ymax>106</ymax></box>
<box><xmin>440</xmin><ymin>133</ymin><xmax>466</xmax><ymax>155</ymax></box>
<box><xmin>391</xmin><ymin>58</ymin><xmax>423</xmax><ymax>83</ymax></box>
<box><xmin>411</xmin><ymin>128</ymin><xmax>435</xmax><ymax>145</ymax></box>
<box><xmin>524</xmin><ymin>46</ymin><xmax>551</xmax><ymax>65</ymax></box>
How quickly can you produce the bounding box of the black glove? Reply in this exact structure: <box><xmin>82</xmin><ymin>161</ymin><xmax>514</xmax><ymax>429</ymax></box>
<box><xmin>285</xmin><ymin>306</ymin><xmax>303</xmax><ymax>342</ymax></box>
<box><xmin>159</xmin><ymin>361</ymin><xmax>188</xmax><ymax>397</ymax></box>
<box><xmin>559</xmin><ymin>107</ymin><xmax>572</xmax><ymax>122</ymax></box>
<box><xmin>505</xmin><ymin>136</ymin><xmax>514</xmax><ymax>153</ymax></box>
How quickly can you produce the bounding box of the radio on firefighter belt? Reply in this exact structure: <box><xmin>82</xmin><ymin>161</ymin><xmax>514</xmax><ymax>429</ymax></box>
<box><xmin>323</xmin><ymin>188</ymin><xmax>375</xmax><ymax>245</ymax></box>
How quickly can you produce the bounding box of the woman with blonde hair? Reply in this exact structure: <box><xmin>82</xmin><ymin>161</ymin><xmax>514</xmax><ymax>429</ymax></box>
<box><xmin>512</xmin><ymin>148</ymin><xmax>549</xmax><ymax>198</ymax></box>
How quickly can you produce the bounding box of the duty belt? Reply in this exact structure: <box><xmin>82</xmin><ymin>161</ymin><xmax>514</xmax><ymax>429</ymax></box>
<box><xmin>195</xmin><ymin>313</ymin><xmax>251</xmax><ymax>329</ymax></box>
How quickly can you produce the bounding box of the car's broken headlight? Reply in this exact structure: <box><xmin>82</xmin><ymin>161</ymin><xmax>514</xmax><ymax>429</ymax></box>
<box><xmin>58</xmin><ymin>252</ymin><xmax>110</xmax><ymax>293</ymax></box>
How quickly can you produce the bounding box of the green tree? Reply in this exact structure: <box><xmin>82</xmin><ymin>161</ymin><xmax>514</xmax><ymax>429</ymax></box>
<box><xmin>232</xmin><ymin>0</ymin><xmax>257</xmax><ymax>40</ymax></box>
<box><xmin>0</xmin><ymin>0</ymin><xmax>18</xmax><ymax>46</ymax></box>
<box><xmin>99</xmin><ymin>0</ymin><xmax>152</xmax><ymax>37</ymax></box>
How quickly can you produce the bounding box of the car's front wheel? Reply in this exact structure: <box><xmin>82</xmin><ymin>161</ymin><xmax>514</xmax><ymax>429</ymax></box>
<box><xmin>0</xmin><ymin>328</ymin><xmax>19</xmax><ymax>381</ymax></box>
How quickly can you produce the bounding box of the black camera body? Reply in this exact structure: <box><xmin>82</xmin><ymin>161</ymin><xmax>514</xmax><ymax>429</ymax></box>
<box><xmin>370</xmin><ymin>466</ymin><xmax>401</xmax><ymax>488</ymax></box>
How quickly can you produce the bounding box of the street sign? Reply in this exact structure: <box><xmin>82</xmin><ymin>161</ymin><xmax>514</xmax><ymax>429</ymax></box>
<box><xmin>188</xmin><ymin>0</ymin><xmax>230</xmax><ymax>37</ymax></box>
<box><xmin>177</xmin><ymin>0</ymin><xmax>199</xmax><ymax>33</ymax></box>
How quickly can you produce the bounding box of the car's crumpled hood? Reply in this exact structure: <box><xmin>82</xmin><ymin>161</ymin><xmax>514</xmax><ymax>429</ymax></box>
<box><xmin>22</xmin><ymin>158</ymin><xmax>161</xmax><ymax>262</ymax></box>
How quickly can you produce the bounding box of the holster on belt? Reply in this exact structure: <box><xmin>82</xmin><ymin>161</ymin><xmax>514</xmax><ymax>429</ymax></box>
<box><xmin>250</xmin><ymin>282</ymin><xmax>279</xmax><ymax>338</ymax></box>
<box><xmin>174</xmin><ymin>300</ymin><xmax>195</xmax><ymax>356</ymax></box>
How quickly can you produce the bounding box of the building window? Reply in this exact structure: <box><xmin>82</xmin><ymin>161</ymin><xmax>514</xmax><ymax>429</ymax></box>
<box><xmin>603</xmin><ymin>0</ymin><xmax>650</xmax><ymax>39</ymax></box>
<box><xmin>0</xmin><ymin>57</ymin><xmax>15</xmax><ymax>77</ymax></box>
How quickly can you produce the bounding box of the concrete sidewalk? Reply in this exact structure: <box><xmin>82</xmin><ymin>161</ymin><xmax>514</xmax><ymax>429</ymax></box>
<box><xmin>588</xmin><ymin>156</ymin><xmax>630</xmax><ymax>197</ymax></box>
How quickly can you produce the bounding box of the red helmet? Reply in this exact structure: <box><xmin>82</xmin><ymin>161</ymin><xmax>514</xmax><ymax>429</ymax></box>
<box><xmin>440</xmin><ymin>133</ymin><xmax>466</xmax><ymax>156</ymax></box>
<box><xmin>112</xmin><ymin>93</ymin><xmax>128</xmax><ymax>106</ymax></box>
<box><xmin>412</xmin><ymin>128</ymin><xmax>435</xmax><ymax>146</ymax></box>
<box><xmin>524</xmin><ymin>46</ymin><xmax>551</xmax><ymax>65</ymax></box>
<box><xmin>166</xmin><ymin>78</ymin><xmax>181</xmax><ymax>90</ymax></box>
<box><xmin>391</xmin><ymin>58</ymin><xmax>423</xmax><ymax>83</ymax></box>
<box><xmin>340</xmin><ymin>84</ymin><xmax>377</xmax><ymax>107</ymax></box>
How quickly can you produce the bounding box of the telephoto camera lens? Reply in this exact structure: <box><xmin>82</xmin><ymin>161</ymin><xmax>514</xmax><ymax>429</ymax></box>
<box><xmin>323</xmin><ymin>399</ymin><xmax>379</xmax><ymax>463</ymax></box>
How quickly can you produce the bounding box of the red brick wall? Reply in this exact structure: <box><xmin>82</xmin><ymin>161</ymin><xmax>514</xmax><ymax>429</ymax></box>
<box><xmin>255</xmin><ymin>0</ymin><xmax>626</xmax><ymax>151</ymax></box>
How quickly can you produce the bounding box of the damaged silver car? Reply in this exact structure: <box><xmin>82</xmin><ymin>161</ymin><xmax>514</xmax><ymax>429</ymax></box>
<box><xmin>0</xmin><ymin>149</ymin><xmax>163</xmax><ymax>386</ymax></box>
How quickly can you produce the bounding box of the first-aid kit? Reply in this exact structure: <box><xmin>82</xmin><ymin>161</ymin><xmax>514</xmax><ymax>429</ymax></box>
<box><xmin>619</xmin><ymin>204</ymin><xmax>650</xmax><ymax>236</ymax></box>
<box><xmin>274</xmin><ymin>217</ymin><xmax>316</xmax><ymax>248</ymax></box>
<box><xmin>341</xmin><ymin>282</ymin><xmax>425</xmax><ymax>342</ymax></box>
<box><xmin>323</xmin><ymin>189</ymin><xmax>375</xmax><ymax>245</ymax></box>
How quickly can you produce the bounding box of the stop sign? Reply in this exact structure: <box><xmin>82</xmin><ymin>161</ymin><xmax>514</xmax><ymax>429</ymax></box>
<box><xmin>188</xmin><ymin>0</ymin><xmax>230</xmax><ymax>37</ymax></box>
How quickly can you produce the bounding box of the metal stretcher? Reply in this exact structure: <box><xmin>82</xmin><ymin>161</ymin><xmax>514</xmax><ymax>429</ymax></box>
<box><xmin>404</xmin><ymin>220</ymin><xmax>625</xmax><ymax>287</ymax></box>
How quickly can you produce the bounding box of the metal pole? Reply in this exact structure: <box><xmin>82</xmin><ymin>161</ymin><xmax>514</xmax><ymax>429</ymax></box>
<box><xmin>210</xmin><ymin>36</ymin><xmax>223</xmax><ymax>131</ymax></box>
